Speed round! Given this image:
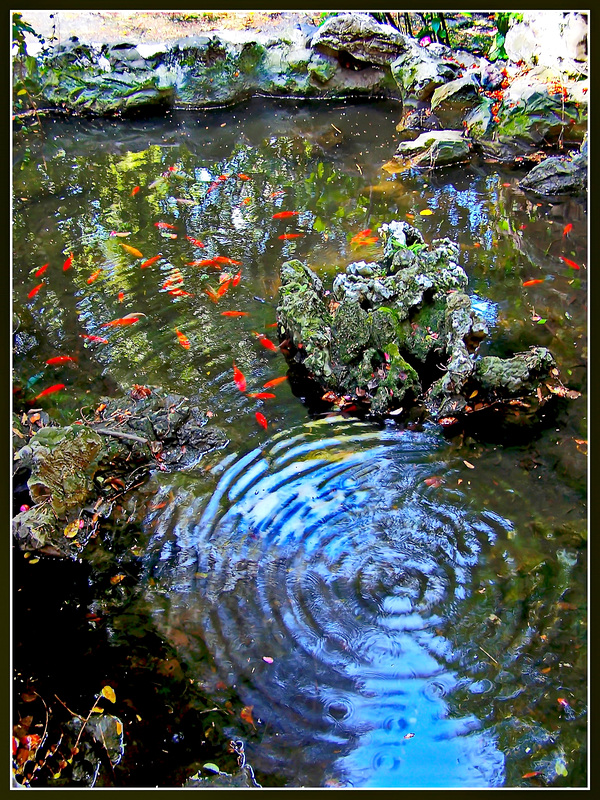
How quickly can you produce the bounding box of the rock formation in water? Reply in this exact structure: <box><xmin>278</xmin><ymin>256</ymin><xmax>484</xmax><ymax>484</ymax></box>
<box><xmin>275</xmin><ymin>220</ymin><xmax>574</xmax><ymax>427</ymax></box>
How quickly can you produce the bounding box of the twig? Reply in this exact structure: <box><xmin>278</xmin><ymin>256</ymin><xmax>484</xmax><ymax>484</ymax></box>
<box><xmin>479</xmin><ymin>645</ymin><xmax>499</xmax><ymax>665</ymax></box>
<box><xmin>53</xmin><ymin>694</ymin><xmax>86</xmax><ymax>721</ymax></box>
<box><xmin>90</xmin><ymin>427</ymin><xmax>149</xmax><ymax>444</ymax></box>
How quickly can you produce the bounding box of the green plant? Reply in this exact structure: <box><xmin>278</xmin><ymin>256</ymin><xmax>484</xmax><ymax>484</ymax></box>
<box><xmin>487</xmin><ymin>12</ymin><xmax>523</xmax><ymax>61</ymax></box>
<box><xmin>12</xmin><ymin>13</ymin><xmax>45</xmax><ymax>124</ymax></box>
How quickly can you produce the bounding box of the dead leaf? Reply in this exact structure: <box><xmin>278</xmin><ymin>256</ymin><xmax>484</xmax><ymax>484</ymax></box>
<box><xmin>110</xmin><ymin>574</ymin><xmax>125</xmax><ymax>585</ymax></box>
<box><xmin>29</xmin><ymin>413</ymin><xmax>41</xmax><ymax>424</ymax></box>
<box><xmin>403</xmin><ymin>732</ymin><xmax>415</xmax><ymax>739</ymax></box>
<box><xmin>64</xmin><ymin>520</ymin><xmax>82</xmax><ymax>538</ymax></box>
<box><xmin>240</xmin><ymin>705</ymin><xmax>256</xmax><ymax>727</ymax></box>
<box><xmin>463</xmin><ymin>460</ymin><xmax>475</xmax><ymax>469</ymax></box>
<box><xmin>100</xmin><ymin>685</ymin><xmax>116</xmax><ymax>703</ymax></box>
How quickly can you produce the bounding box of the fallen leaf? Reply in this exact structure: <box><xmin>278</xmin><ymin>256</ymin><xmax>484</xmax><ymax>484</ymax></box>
<box><xmin>262</xmin><ymin>656</ymin><xmax>274</xmax><ymax>664</ymax></box>
<box><xmin>420</xmin><ymin>209</ymin><xmax>433</xmax><ymax>216</ymax></box>
<box><xmin>463</xmin><ymin>460</ymin><xmax>475</xmax><ymax>469</ymax></box>
<box><xmin>240</xmin><ymin>705</ymin><xmax>255</xmax><ymax>727</ymax></box>
<box><xmin>403</xmin><ymin>733</ymin><xmax>415</xmax><ymax>739</ymax></box>
<box><xmin>110</xmin><ymin>574</ymin><xmax>125</xmax><ymax>585</ymax></box>
<box><xmin>63</xmin><ymin>520</ymin><xmax>82</xmax><ymax>538</ymax></box>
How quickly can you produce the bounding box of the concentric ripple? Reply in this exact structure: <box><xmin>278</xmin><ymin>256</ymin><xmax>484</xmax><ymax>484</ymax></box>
<box><xmin>144</xmin><ymin>417</ymin><xmax>511</xmax><ymax>787</ymax></box>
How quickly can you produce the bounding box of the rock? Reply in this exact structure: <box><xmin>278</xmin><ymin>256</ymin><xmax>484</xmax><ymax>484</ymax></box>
<box><xmin>518</xmin><ymin>139</ymin><xmax>587</xmax><ymax>196</ymax></box>
<box><xmin>387</xmin><ymin>129</ymin><xmax>472</xmax><ymax>170</ymax></box>
<box><xmin>310</xmin><ymin>12</ymin><xmax>406</xmax><ymax>66</ymax></box>
<box><xmin>476</xmin><ymin>348</ymin><xmax>556</xmax><ymax>395</ymax></box>
<box><xmin>505</xmin><ymin>12</ymin><xmax>588</xmax><ymax>77</ymax></box>
<box><xmin>430</xmin><ymin>74</ymin><xmax>482</xmax><ymax>128</ymax></box>
<box><xmin>390</xmin><ymin>37</ymin><xmax>460</xmax><ymax>101</ymax></box>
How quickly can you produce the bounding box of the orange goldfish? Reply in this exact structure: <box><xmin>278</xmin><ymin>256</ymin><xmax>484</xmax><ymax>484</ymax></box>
<box><xmin>254</xmin><ymin>332</ymin><xmax>278</xmax><ymax>352</ymax></box>
<box><xmin>217</xmin><ymin>280</ymin><xmax>231</xmax><ymax>298</ymax></box>
<box><xmin>214</xmin><ymin>256</ymin><xmax>242</xmax><ymax>266</ymax></box>
<box><xmin>140</xmin><ymin>254</ymin><xmax>162</xmax><ymax>268</ymax></box>
<box><xmin>247</xmin><ymin>392</ymin><xmax>276</xmax><ymax>399</ymax></box>
<box><xmin>46</xmin><ymin>356</ymin><xmax>77</xmax><ymax>365</ymax></box>
<box><xmin>168</xmin><ymin>288</ymin><xmax>194</xmax><ymax>296</ymax></box>
<box><xmin>188</xmin><ymin>259</ymin><xmax>220</xmax><ymax>267</ymax></box>
<box><xmin>233</xmin><ymin>362</ymin><xmax>246</xmax><ymax>392</ymax></box>
<box><xmin>35</xmin><ymin>383</ymin><xmax>65</xmax><ymax>399</ymax></box>
<box><xmin>118</xmin><ymin>291</ymin><xmax>125</xmax><ymax>302</ymax></box>
<box><xmin>522</xmin><ymin>279</ymin><xmax>544</xmax><ymax>286</ymax></box>
<box><xmin>34</xmin><ymin>263</ymin><xmax>49</xmax><ymax>277</ymax></box>
<box><xmin>87</xmin><ymin>268</ymin><xmax>102</xmax><ymax>284</ymax></box>
<box><xmin>237</xmin><ymin>173</ymin><xmax>250</xmax><ymax>180</ymax></box>
<box><xmin>131</xmin><ymin>186</ymin><xmax>140</xmax><ymax>196</ymax></box>
<box><xmin>272</xmin><ymin>211</ymin><xmax>299</xmax><ymax>219</ymax></box>
<box><xmin>563</xmin><ymin>223</ymin><xmax>573</xmax><ymax>236</ymax></box>
<box><xmin>561</xmin><ymin>256</ymin><xmax>580</xmax><ymax>270</ymax></box>
<box><xmin>221</xmin><ymin>310</ymin><xmax>249</xmax><ymax>317</ymax></box>
<box><xmin>120</xmin><ymin>243</ymin><xmax>144</xmax><ymax>258</ymax></box>
<box><xmin>186</xmin><ymin>236</ymin><xmax>205</xmax><ymax>247</ymax></box>
<box><xmin>232</xmin><ymin>269</ymin><xmax>242</xmax><ymax>287</ymax></box>
<box><xmin>155</xmin><ymin>222</ymin><xmax>177</xmax><ymax>230</ymax></box>
<box><xmin>63</xmin><ymin>253</ymin><xmax>73</xmax><ymax>271</ymax></box>
<box><xmin>102</xmin><ymin>313</ymin><xmax>145</xmax><ymax>327</ymax></box>
<box><xmin>175</xmin><ymin>329</ymin><xmax>191</xmax><ymax>349</ymax></box>
<box><xmin>278</xmin><ymin>233</ymin><xmax>304</xmax><ymax>240</ymax></box>
<box><xmin>27</xmin><ymin>283</ymin><xmax>44</xmax><ymax>299</ymax></box>
<box><xmin>205</xmin><ymin>287</ymin><xmax>219</xmax><ymax>303</ymax></box>
<box><xmin>255</xmin><ymin>412</ymin><xmax>268</xmax><ymax>430</ymax></box>
<box><xmin>263</xmin><ymin>376</ymin><xmax>287</xmax><ymax>388</ymax></box>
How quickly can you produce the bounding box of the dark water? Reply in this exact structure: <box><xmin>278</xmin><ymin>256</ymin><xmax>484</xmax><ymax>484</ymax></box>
<box><xmin>12</xmin><ymin>99</ymin><xmax>587</xmax><ymax>787</ymax></box>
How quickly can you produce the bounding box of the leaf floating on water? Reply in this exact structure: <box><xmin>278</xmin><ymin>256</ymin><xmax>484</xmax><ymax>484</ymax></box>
<box><xmin>424</xmin><ymin>476</ymin><xmax>444</xmax><ymax>488</ymax></box>
<box><xmin>100</xmin><ymin>685</ymin><xmax>116</xmax><ymax>703</ymax></box>
<box><xmin>403</xmin><ymin>733</ymin><xmax>415</xmax><ymax>739</ymax></box>
<box><xmin>262</xmin><ymin>656</ymin><xmax>274</xmax><ymax>663</ymax></box>
<box><xmin>420</xmin><ymin>209</ymin><xmax>433</xmax><ymax>216</ymax></box>
<box><xmin>63</xmin><ymin>520</ymin><xmax>82</xmax><ymax>538</ymax></box>
<box><xmin>463</xmin><ymin>460</ymin><xmax>475</xmax><ymax>469</ymax></box>
<box><xmin>110</xmin><ymin>574</ymin><xmax>125</xmax><ymax>585</ymax></box>
<box><xmin>240</xmin><ymin>705</ymin><xmax>255</xmax><ymax>727</ymax></box>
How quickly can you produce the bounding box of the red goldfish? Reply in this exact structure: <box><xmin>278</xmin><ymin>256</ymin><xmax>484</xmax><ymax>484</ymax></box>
<box><xmin>269</xmin><ymin>191</ymin><xmax>285</xmax><ymax>199</ymax></box>
<box><xmin>247</xmin><ymin>392</ymin><xmax>276</xmax><ymax>399</ymax></box>
<box><xmin>46</xmin><ymin>356</ymin><xmax>77</xmax><ymax>366</ymax></box>
<box><xmin>351</xmin><ymin>228</ymin><xmax>372</xmax><ymax>243</ymax></box>
<box><xmin>205</xmin><ymin>287</ymin><xmax>219</xmax><ymax>303</ymax></box>
<box><xmin>522</xmin><ymin>279</ymin><xmax>544</xmax><ymax>286</ymax></box>
<box><xmin>120</xmin><ymin>243</ymin><xmax>144</xmax><ymax>258</ymax></box>
<box><xmin>118</xmin><ymin>291</ymin><xmax>125</xmax><ymax>302</ymax></box>
<box><xmin>263</xmin><ymin>376</ymin><xmax>287</xmax><ymax>388</ymax></box>
<box><xmin>255</xmin><ymin>412</ymin><xmax>268</xmax><ymax>430</ymax></box>
<box><xmin>237</xmin><ymin>173</ymin><xmax>250</xmax><ymax>180</ymax></box>
<box><xmin>278</xmin><ymin>233</ymin><xmax>304</xmax><ymax>240</ymax></box>
<box><xmin>254</xmin><ymin>332</ymin><xmax>278</xmax><ymax>352</ymax></box>
<box><xmin>63</xmin><ymin>253</ymin><xmax>73</xmax><ymax>271</ymax></box>
<box><xmin>217</xmin><ymin>280</ymin><xmax>231</xmax><ymax>298</ymax></box>
<box><xmin>221</xmin><ymin>310</ymin><xmax>249</xmax><ymax>317</ymax></box>
<box><xmin>560</xmin><ymin>256</ymin><xmax>581</xmax><ymax>270</ymax></box>
<box><xmin>27</xmin><ymin>283</ymin><xmax>44</xmax><ymax>299</ymax></box>
<box><xmin>563</xmin><ymin>223</ymin><xmax>573</xmax><ymax>236</ymax></box>
<box><xmin>80</xmin><ymin>334</ymin><xmax>108</xmax><ymax>343</ymax></box>
<box><xmin>232</xmin><ymin>269</ymin><xmax>242</xmax><ymax>286</ymax></box>
<box><xmin>214</xmin><ymin>256</ymin><xmax>242</xmax><ymax>266</ymax></box>
<box><xmin>140</xmin><ymin>254</ymin><xmax>162</xmax><ymax>268</ymax></box>
<box><xmin>272</xmin><ymin>211</ymin><xmax>299</xmax><ymax>219</ymax></box>
<box><xmin>169</xmin><ymin>288</ymin><xmax>194</xmax><ymax>296</ymax></box>
<box><xmin>189</xmin><ymin>259</ymin><xmax>220</xmax><ymax>267</ymax></box>
<box><xmin>131</xmin><ymin>186</ymin><xmax>140</xmax><ymax>196</ymax></box>
<box><xmin>34</xmin><ymin>263</ymin><xmax>48</xmax><ymax>277</ymax></box>
<box><xmin>155</xmin><ymin>222</ymin><xmax>177</xmax><ymax>230</ymax></box>
<box><xmin>87</xmin><ymin>268</ymin><xmax>102</xmax><ymax>284</ymax></box>
<box><xmin>186</xmin><ymin>236</ymin><xmax>205</xmax><ymax>247</ymax></box>
<box><xmin>102</xmin><ymin>313</ymin><xmax>145</xmax><ymax>327</ymax></box>
<box><xmin>162</xmin><ymin>270</ymin><xmax>184</xmax><ymax>289</ymax></box>
<box><xmin>175</xmin><ymin>329</ymin><xmax>190</xmax><ymax>349</ymax></box>
<box><xmin>233</xmin><ymin>362</ymin><xmax>246</xmax><ymax>392</ymax></box>
<box><xmin>35</xmin><ymin>383</ymin><xmax>65</xmax><ymax>399</ymax></box>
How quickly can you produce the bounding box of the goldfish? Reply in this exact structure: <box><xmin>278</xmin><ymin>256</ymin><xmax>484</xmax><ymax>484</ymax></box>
<box><xmin>563</xmin><ymin>224</ymin><xmax>573</xmax><ymax>236</ymax></box>
<box><xmin>217</xmin><ymin>280</ymin><xmax>231</xmax><ymax>298</ymax></box>
<box><xmin>254</xmin><ymin>332</ymin><xmax>278</xmax><ymax>352</ymax></box>
<box><xmin>63</xmin><ymin>253</ymin><xmax>73</xmax><ymax>271</ymax></box>
<box><xmin>263</xmin><ymin>376</ymin><xmax>287</xmax><ymax>388</ymax></box>
<box><xmin>35</xmin><ymin>383</ymin><xmax>65</xmax><ymax>399</ymax></box>
<box><xmin>560</xmin><ymin>256</ymin><xmax>581</xmax><ymax>270</ymax></box>
<box><xmin>265</xmin><ymin>322</ymin><xmax>278</xmax><ymax>328</ymax></box>
<box><xmin>188</xmin><ymin>259</ymin><xmax>220</xmax><ymax>267</ymax></box>
<box><xmin>87</xmin><ymin>268</ymin><xmax>102</xmax><ymax>284</ymax></box>
<box><xmin>353</xmin><ymin>236</ymin><xmax>378</xmax><ymax>245</ymax></box>
<box><xmin>255</xmin><ymin>412</ymin><xmax>268</xmax><ymax>430</ymax></box>
<box><xmin>233</xmin><ymin>362</ymin><xmax>246</xmax><ymax>392</ymax></box>
<box><xmin>169</xmin><ymin>288</ymin><xmax>194</xmax><ymax>297</ymax></box>
<box><xmin>118</xmin><ymin>291</ymin><xmax>125</xmax><ymax>302</ymax></box>
<box><xmin>175</xmin><ymin>198</ymin><xmax>196</xmax><ymax>205</ymax></box>
<box><xmin>34</xmin><ymin>263</ymin><xmax>48</xmax><ymax>277</ymax></box>
<box><xmin>120</xmin><ymin>243</ymin><xmax>144</xmax><ymax>258</ymax></box>
<box><xmin>162</xmin><ymin>271</ymin><xmax>184</xmax><ymax>289</ymax></box>
<box><xmin>502</xmin><ymin>182</ymin><xmax>511</xmax><ymax>187</ymax></box>
<box><xmin>214</xmin><ymin>256</ymin><xmax>242</xmax><ymax>266</ymax></box>
<box><xmin>350</xmin><ymin>228</ymin><xmax>372</xmax><ymax>243</ymax></box>
<box><xmin>27</xmin><ymin>283</ymin><xmax>44</xmax><ymax>299</ymax></box>
<box><xmin>278</xmin><ymin>233</ymin><xmax>304</xmax><ymax>240</ymax></box>
<box><xmin>247</xmin><ymin>392</ymin><xmax>276</xmax><ymax>399</ymax></box>
<box><xmin>205</xmin><ymin>287</ymin><xmax>219</xmax><ymax>303</ymax></box>
<box><xmin>240</xmin><ymin>198</ymin><xmax>252</xmax><ymax>205</ymax></box>
<box><xmin>219</xmin><ymin>272</ymin><xmax>232</xmax><ymax>284</ymax></box>
<box><xmin>232</xmin><ymin>269</ymin><xmax>242</xmax><ymax>287</ymax></box>
<box><xmin>131</xmin><ymin>186</ymin><xmax>140</xmax><ymax>196</ymax></box>
<box><xmin>522</xmin><ymin>279</ymin><xmax>544</xmax><ymax>286</ymax></box>
<box><xmin>140</xmin><ymin>254</ymin><xmax>162</xmax><ymax>268</ymax></box>
<box><xmin>45</xmin><ymin>356</ymin><xmax>77</xmax><ymax>366</ymax></box>
<box><xmin>155</xmin><ymin>222</ymin><xmax>177</xmax><ymax>230</ymax></box>
<box><xmin>175</xmin><ymin>329</ymin><xmax>191</xmax><ymax>349</ymax></box>
<box><xmin>269</xmin><ymin>191</ymin><xmax>286</xmax><ymax>199</ymax></box>
<box><xmin>80</xmin><ymin>334</ymin><xmax>108</xmax><ymax>343</ymax></box>
<box><xmin>110</xmin><ymin>231</ymin><xmax>131</xmax><ymax>237</ymax></box>
<box><xmin>102</xmin><ymin>313</ymin><xmax>145</xmax><ymax>327</ymax></box>
<box><xmin>237</xmin><ymin>173</ymin><xmax>250</xmax><ymax>180</ymax></box>
<box><xmin>221</xmin><ymin>310</ymin><xmax>249</xmax><ymax>317</ymax></box>
<box><xmin>186</xmin><ymin>236</ymin><xmax>205</xmax><ymax>247</ymax></box>
<box><xmin>272</xmin><ymin>211</ymin><xmax>299</xmax><ymax>219</ymax></box>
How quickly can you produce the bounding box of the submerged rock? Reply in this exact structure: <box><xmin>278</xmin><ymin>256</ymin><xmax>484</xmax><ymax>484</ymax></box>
<box><xmin>387</xmin><ymin>129</ymin><xmax>472</xmax><ymax>170</ymax></box>
<box><xmin>276</xmin><ymin>220</ymin><xmax>568</xmax><ymax>429</ymax></box>
<box><xmin>518</xmin><ymin>137</ymin><xmax>587</xmax><ymax>197</ymax></box>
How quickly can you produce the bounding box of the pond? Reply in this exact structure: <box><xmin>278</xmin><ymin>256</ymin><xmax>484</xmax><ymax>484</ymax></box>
<box><xmin>12</xmin><ymin>98</ymin><xmax>587</xmax><ymax>788</ymax></box>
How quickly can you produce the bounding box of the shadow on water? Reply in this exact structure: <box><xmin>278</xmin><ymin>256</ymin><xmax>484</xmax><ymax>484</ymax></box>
<box><xmin>13</xmin><ymin>98</ymin><xmax>586</xmax><ymax>787</ymax></box>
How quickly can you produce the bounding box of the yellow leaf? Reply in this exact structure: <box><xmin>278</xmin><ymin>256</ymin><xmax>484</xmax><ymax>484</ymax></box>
<box><xmin>420</xmin><ymin>209</ymin><xmax>434</xmax><ymax>216</ymax></box>
<box><xmin>110</xmin><ymin>574</ymin><xmax>125</xmax><ymax>585</ymax></box>
<box><xmin>100</xmin><ymin>685</ymin><xmax>116</xmax><ymax>703</ymax></box>
<box><xmin>469</xmin><ymin>390</ymin><xmax>478</xmax><ymax>399</ymax></box>
<box><xmin>17</xmin><ymin>89</ymin><xmax>27</xmax><ymax>95</ymax></box>
<box><xmin>64</xmin><ymin>520</ymin><xmax>81</xmax><ymax>538</ymax></box>
<box><xmin>91</xmin><ymin>706</ymin><xmax>104</xmax><ymax>714</ymax></box>
<box><xmin>463</xmin><ymin>460</ymin><xmax>475</xmax><ymax>469</ymax></box>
